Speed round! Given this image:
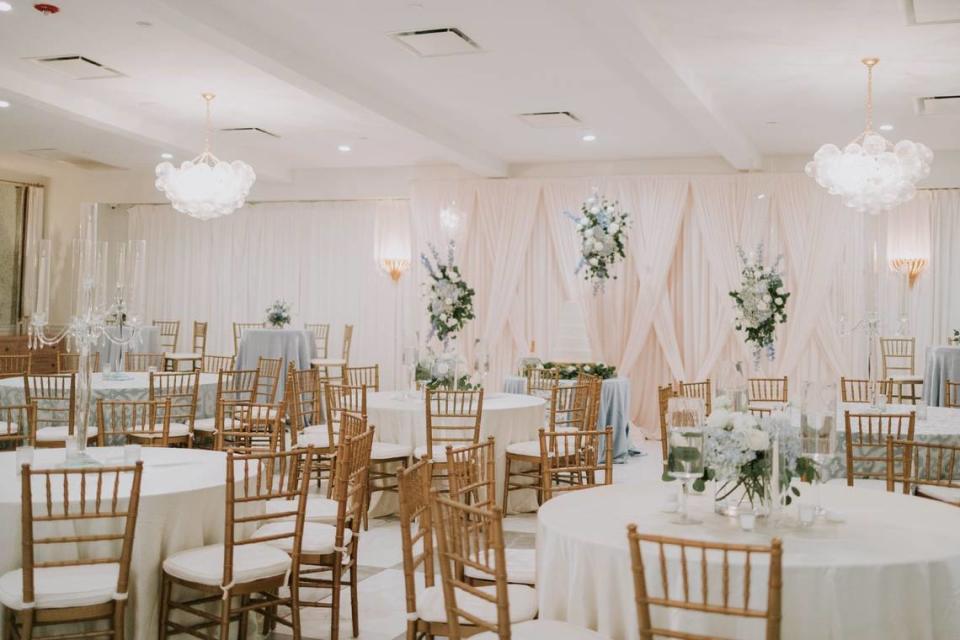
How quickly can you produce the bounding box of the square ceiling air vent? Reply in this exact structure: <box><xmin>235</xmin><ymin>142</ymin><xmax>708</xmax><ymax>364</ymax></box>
<box><xmin>905</xmin><ymin>0</ymin><xmax>960</xmax><ymax>24</ymax></box>
<box><xmin>917</xmin><ymin>95</ymin><xmax>960</xmax><ymax>115</ymax></box>
<box><xmin>517</xmin><ymin>111</ymin><xmax>582</xmax><ymax>128</ymax></box>
<box><xmin>30</xmin><ymin>55</ymin><xmax>124</xmax><ymax>80</ymax></box>
<box><xmin>392</xmin><ymin>28</ymin><xmax>481</xmax><ymax>57</ymax></box>
<box><xmin>220</xmin><ymin>127</ymin><xmax>281</xmax><ymax>138</ymax></box>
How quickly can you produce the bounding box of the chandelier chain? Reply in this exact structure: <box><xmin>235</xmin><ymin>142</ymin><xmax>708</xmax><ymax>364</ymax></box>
<box><xmin>201</xmin><ymin>92</ymin><xmax>215</xmax><ymax>154</ymax></box>
<box><xmin>861</xmin><ymin>58</ymin><xmax>878</xmax><ymax>134</ymax></box>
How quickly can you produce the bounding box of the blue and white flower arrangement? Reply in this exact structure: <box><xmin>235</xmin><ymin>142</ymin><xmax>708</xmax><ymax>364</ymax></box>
<box><xmin>566</xmin><ymin>191</ymin><xmax>630</xmax><ymax>293</ymax></box>
<box><xmin>421</xmin><ymin>241</ymin><xmax>475</xmax><ymax>345</ymax></box>
<box><xmin>730</xmin><ymin>245</ymin><xmax>789</xmax><ymax>363</ymax></box>
<box><xmin>265</xmin><ymin>299</ymin><xmax>291</xmax><ymax>328</ymax></box>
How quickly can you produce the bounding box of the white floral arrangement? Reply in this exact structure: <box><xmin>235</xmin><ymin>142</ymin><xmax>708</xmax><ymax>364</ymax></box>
<box><xmin>265</xmin><ymin>299</ymin><xmax>291</xmax><ymax>328</ymax></box>
<box><xmin>951</xmin><ymin>329</ymin><xmax>960</xmax><ymax>346</ymax></box>
<box><xmin>421</xmin><ymin>241</ymin><xmax>475</xmax><ymax>345</ymax></box>
<box><xmin>414</xmin><ymin>347</ymin><xmax>475</xmax><ymax>390</ymax></box>
<box><xmin>566</xmin><ymin>191</ymin><xmax>630</xmax><ymax>293</ymax></box>
<box><xmin>729</xmin><ymin>245</ymin><xmax>789</xmax><ymax>362</ymax></box>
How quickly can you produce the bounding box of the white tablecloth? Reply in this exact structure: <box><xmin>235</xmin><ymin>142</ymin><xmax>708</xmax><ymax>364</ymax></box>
<box><xmin>367</xmin><ymin>391</ymin><xmax>546</xmax><ymax>513</ymax></box>
<box><xmin>0</xmin><ymin>372</ymin><xmax>219</xmax><ymax>426</ymax></box>
<box><xmin>235</xmin><ymin>328</ymin><xmax>316</xmax><ymax>396</ymax></box>
<box><xmin>96</xmin><ymin>326</ymin><xmax>162</xmax><ymax>372</ymax></box>
<box><xmin>0</xmin><ymin>447</ymin><xmax>243</xmax><ymax>640</ymax></box>
<box><xmin>537</xmin><ymin>483</ymin><xmax>960</xmax><ymax>640</ymax></box>
<box><xmin>923</xmin><ymin>346</ymin><xmax>960</xmax><ymax>406</ymax></box>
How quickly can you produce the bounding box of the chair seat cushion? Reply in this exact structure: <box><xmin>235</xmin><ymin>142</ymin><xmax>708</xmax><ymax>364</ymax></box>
<box><xmin>416</xmin><ymin>583</ymin><xmax>537</xmax><ymax>624</ymax></box>
<box><xmin>311</xmin><ymin>358</ymin><xmax>346</xmax><ymax>367</ymax></box>
<box><xmin>916</xmin><ymin>485</ymin><xmax>960</xmax><ymax>505</ymax></box>
<box><xmin>162</xmin><ymin>543</ymin><xmax>290</xmax><ymax>587</ymax></box>
<box><xmin>507</xmin><ymin>437</ymin><xmax>577</xmax><ymax>458</ymax></box>
<box><xmin>131</xmin><ymin>422</ymin><xmax>190</xmax><ymax>439</ymax></box>
<box><xmin>0</xmin><ymin>563</ymin><xmax>120</xmax><ymax>610</ymax></box>
<box><xmin>254</xmin><ymin>521</ymin><xmax>353</xmax><ymax>555</ymax></box>
<box><xmin>36</xmin><ymin>426</ymin><xmax>98</xmax><ymax>442</ymax></box>
<box><xmin>165</xmin><ymin>353</ymin><xmax>201</xmax><ymax>360</ymax></box>
<box><xmin>413</xmin><ymin>445</ymin><xmax>449</xmax><ymax>462</ymax></box>
<box><xmin>266</xmin><ymin>496</ymin><xmax>339</xmax><ymax>523</ymax></box>
<box><xmin>241</xmin><ymin>406</ymin><xmax>279</xmax><ymax>420</ymax></box>
<box><xmin>887</xmin><ymin>373</ymin><xmax>922</xmax><ymax>382</ymax></box>
<box><xmin>474</xmin><ymin>620</ymin><xmax>608</xmax><ymax>639</ymax></box>
<box><xmin>194</xmin><ymin>416</ymin><xmax>236</xmax><ymax>433</ymax></box>
<box><xmin>464</xmin><ymin>548</ymin><xmax>536</xmax><ymax>585</ymax></box>
<box><xmin>371</xmin><ymin>441</ymin><xmax>412</xmax><ymax>460</ymax></box>
<box><xmin>293</xmin><ymin>431</ymin><xmax>332</xmax><ymax>449</ymax></box>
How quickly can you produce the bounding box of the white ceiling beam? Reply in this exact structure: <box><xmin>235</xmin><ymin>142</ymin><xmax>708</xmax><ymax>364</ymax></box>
<box><xmin>143</xmin><ymin>0</ymin><xmax>507</xmax><ymax>178</ymax></box>
<box><xmin>560</xmin><ymin>0</ymin><xmax>763</xmax><ymax>170</ymax></box>
<box><xmin>0</xmin><ymin>68</ymin><xmax>294</xmax><ymax>182</ymax></box>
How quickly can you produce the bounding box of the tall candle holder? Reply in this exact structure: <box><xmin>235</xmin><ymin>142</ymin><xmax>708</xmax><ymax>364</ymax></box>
<box><xmin>28</xmin><ymin>204</ymin><xmax>147</xmax><ymax>466</ymax></box>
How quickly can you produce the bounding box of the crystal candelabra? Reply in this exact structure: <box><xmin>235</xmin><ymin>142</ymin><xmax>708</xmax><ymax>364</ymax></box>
<box><xmin>837</xmin><ymin>311</ymin><xmax>885</xmax><ymax>409</ymax></box>
<box><xmin>28</xmin><ymin>204</ymin><xmax>147</xmax><ymax>466</ymax></box>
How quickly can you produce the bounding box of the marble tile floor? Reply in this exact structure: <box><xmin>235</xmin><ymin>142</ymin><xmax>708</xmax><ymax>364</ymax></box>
<box><xmin>263</xmin><ymin>438</ymin><xmax>664</xmax><ymax>640</ymax></box>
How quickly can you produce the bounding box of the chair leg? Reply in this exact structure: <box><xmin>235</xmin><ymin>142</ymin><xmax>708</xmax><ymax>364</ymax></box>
<box><xmin>158</xmin><ymin>574</ymin><xmax>171</xmax><ymax>640</ymax></box>
<box><xmin>113</xmin><ymin>600</ymin><xmax>126</xmax><ymax>640</ymax></box>
<box><xmin>330</xmin><ymin>558</ymin><xmax>344</xmax><ymax>640</ymax></box>
<box><xmin>237</xmin><ymin>595</ymin><xmax>248</xmax><ymax>639</ymax></box>
<box><xmin>350</xmin><ymin>560</ymin><xmax>359</xmax><ymax>637</ymax></box>
<box><xmin>21</xmin><ymin>610</ymin><xmax>34</xmax><ymax>640</ymax></box>
<box><xmin>501</xmin><ymin>456</ymin><xmax>512</xmax><ymax>514</ymax></box>
<box><xmin>219</xmin><ymin>594</ymin><xmax>231</xmax><ymax>639</ymax></box>
<box><xmin>290</xmin><ymin>567</ymin><xmax>302</xmax><ymax>640</ymax></box>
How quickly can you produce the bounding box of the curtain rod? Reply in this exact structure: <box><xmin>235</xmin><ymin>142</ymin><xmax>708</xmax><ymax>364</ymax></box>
<box><xmin>0</xmin><ymin>177</ymin><xmax>44</xmax><ymax>188</ymax></box>
<box><xmin>113</xmin><ymin>196</ymin><xmax>409</xmax><ymax>207</ymax></box>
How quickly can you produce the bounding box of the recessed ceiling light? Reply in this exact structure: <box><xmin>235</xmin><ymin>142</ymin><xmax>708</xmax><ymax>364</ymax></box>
<box><xmin>0</xmin><ymin>2</ymin><xmax>13</xmax><ymax>12</ymax></box>
<box><xmin>160</xmin><ymin>152</ymin><xmax>173</xmax><ymax>159</ymax></box>
<box><xmin>581</xmin><ymin>133</ymin><xmax>597</xmax><ymax>142</ymax></box>
<box><xmin>337</xmin><ymin>144</ymin><xmax>352</xmax><ymax>152</ymax></box>
<box><xmin>0</xmin><ymin>100</ymin><xmax>10</xmax><ymax>108</ymax></box>
<box><xmin>879</xmin><ymin>123</ymin><xmax>894</xmax><ymax>131</ymax></box>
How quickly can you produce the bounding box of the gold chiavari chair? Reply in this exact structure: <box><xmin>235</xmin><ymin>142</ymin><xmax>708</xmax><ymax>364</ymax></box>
<box><xmin>748</xmin><ymin>376</ymin><xmax>788</xmax><ymax>403</ymax></box>
<box><xmin>193</xmin><ymin>369</ymin><xmax>258</xmax><ymax>444</ymax></box>
<box><xmin>287</xmin><ymin>367</ymin><xmax>336</xmax><ymax>497</ymax></box>
<box><xmin>657</xmin><ymin>384</ymin><xmax>673</xmax><ymax>463</ymax></box>
<box><xmin>363</xmin><ymin>408</ymin><xmax>412</xmax><ymax>531</ymax></box>
<box><xmin>123</xmin><ymin>352</ymin><xmax>164</xmax><ymax>372</ymax></box>
<box><xmin>839</xmin><ymin>377</ymin><xmax>890</xmax><ymax>403</ymax></box>
<box><xmin>305</xmin><ymin>323</ymin><xmax>330</xmax><ymax>359</ymax></box>
<box><xmin>526</xmin><ymin>367</ymin><xmax>560</xmax><ymax>398</ymax></box>
<box><xmin>24</xmin><ymin>373</ymin><xmax>91</xmax><ymax>448</ymax></box>
<box><xmin>577</xmin><ymin>372</ymin><xmax>603</xmax><ymax>430</ymax></box>
<box><xmin>159</xmin><ymin>448</ymin><xmax>311</xmax><ymax>640</ymax></box>
<box><xmin>201</xmin><ymin>354</ymin><xmax>235</xmax><ymax>373</ymax></box>
<box><xmin>216</xmin><ymin>401</ymin><xmax>284</xmax><ymax>454</ymax></box>
<box><xmin>0</xmin><ymin>354</ymin><xmax>31</xmax><ymax>379</ymax></box>
<box><xmin>1</xmin><ymin>462</ymin><xmax>145</xmax><ymax>640</ymax></box>
<box><xmin>324</xmin><ymin>382</ymin><xmax>368</xmax><ymax>441</ymax></box>
<box><xmin>627</xmin><ymin>526</ymin><xmax>783</xmax><ymax>640</ymax></box>
<box><xmin>540</xmin><ymin>427</ymin><xmax>614</xmax><ymax>502</ymax></box>
<box><xmin>272</xmin><ymin>429</ymin><xmax>373</xmax><ymax>640</ymax></box>
<box><xmin>256</xmin><ymin>356</ymin><xmax>283</xmax><ymax>405</ymax></box>
<box><xmin>418</xmin><ymin>389</ymin><xmax>484</xmax><ymax>485</ymax></box>
<box><xmin>148</xmin><ymin>371</ymin><xmax>200</xmax><ymax>447</ymax></box>
<box><xmin>96</xmin><ymin>398</ymin><xmax>172</xmax><ymax>447</ymax></box>
<box><xmin>886</xmin><ymin>438</ymin><xmax>960</xmax><ymax>505</ymax></box>
<box><xmin>344</xmin><ymin>364</ymin><xmax>380</xmax><ymax>391</ymax></box>
<box><xmin>232</xmin><ymin>321</ymin><xmax>265</xmax><ymax>355</ymax></box>
<box><xmin>57</xmin><ymin>352</ymin><xmax>100</xmax><ymax>374</ymax></box>
<box><xmin>880</xmin><ymin>337</ymin><xmax>921</xmax><ymax>381</ymax></box>
<box><xmin>886</xmin><ymin>378</ymin><xmax>922</xmax><ymax>405</ymax></box>
<box><xmin>0</xmin><ymin>403</ymin><xmax>36</xmax><ymax>449</ymax></box>
<box><xmin>152</xmin><ymin>320</ymin><xmax>180</xmax><ymax>353</ymax></box>
<box><xmin>844</xmin><ymin>411</ymin><xmax>916</xmax><ymax>487</ymax></box>
<box><xmin>503</xmin><ymin>384</ymin><xmax>588</xmax><ymax>509</ymax></box>
<box><xmin>163</xmin><ymin>320</ymin><xmax>207</xmax><ymax>371</ymax></box>
<box><xmin>679</xmin><ymin>380</ymin><xmax>712</xmax><ymax>415</ymax></box>
<box><xmin>310</xmin><ymin>324</ymin><xmax>354</xmax><ymax>382</ymax></box>
<box><xmin>446</xmin><ymin>437</ymin><xmax>536</xmax><ymax>587</ymax></box>
<box><xmin>944</xmin><ymin>380</ymin><xmax>960</xmax><ymax>408</ymax></box>
<box><xmin>433</xmin><ymin>496</ymin><xmax>556</xmax><ymax>640</ymax></box>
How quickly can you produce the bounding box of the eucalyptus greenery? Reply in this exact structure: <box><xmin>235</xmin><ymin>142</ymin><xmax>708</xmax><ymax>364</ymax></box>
<box><xmin>541</xmin><ymin>361</ymin><xmax>617</xmax><ymax>380</ymax></box>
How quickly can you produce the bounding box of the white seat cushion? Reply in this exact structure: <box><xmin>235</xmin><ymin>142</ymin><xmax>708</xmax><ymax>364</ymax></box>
<box><xmin>36</xmin><ymin>426</ymin><xmax>98</xmax><ymax>442</ymax></box>
<box><xmin>254</xmin><ymin>521</ymin><xmax>352</xmax><ymax>554</ymax></box>
<box><xmin>371</xmin><ymin>441</ymin><xmax>413</xmax><ymax>460</ymax></box>
<box><xmin>916</xmin><ymin>485</ymin><xmax>960</xmax><ymax>505</ymax></box>
<box><xmin>416</xmin><ymin>583</ymin><xmax>537</xmax><ymax>624</ymax></box>
<box><xmin>165</xmin><ymin>352</ymin><xmax>201</xmax><ymax>360</ymax></box>
<box><xmin>474</xmin><ymin>620</ymin><xmax>608</xmax><ymax>639</ymax></box>
<box><xmin>0</xmin><ymin>563</ymin><xmax>120</xmax><ymax>610</ymax></box>
<box><xmin>244</xmin><ymin>406</ymin><xmax>279</xmax><ymax>420</ymax></box>
<box><xmin>194</xmin><ymin>416</ymin><xmax>235</xmax><ymax>433</ymax></box>
<box><xmin>293</xmin><ymin>432</ymin><xmax>332</xmax><ymax>449</ymax></box>
<box><xmin>162</xmin><ymin>543</ymin><xmax>290</xmax><ymax>587</ymax></box>
<box><xmin>311</xmin><ymin>358</ymin><xmax>346</xmax><ymax>367</ymax></box>
<box><xmin>266</xmin><ymin>496</ymin><xmax>339</xmax><ymax>523</ymax></box>
<box><xmin>464</xmin><ymin>548</ymin><xmax>536</xmax><ymax>585</ymax></box>
<box><xmin>413</xmin><ymin>445</ymin><xmax>449</xmax><ymax>461</ymax></box>
<box><xmin>887</xmin><ymin>373</ymin><xmax>922</xmax><ymax>382</ymax></box>
<box><xmin>132</xmin><ymin>422</ymin><xmax>189</xmax><ymax>439</ymax></box>
<box><xmin>507</xmin><ymin>437</ymin><xmax>578</xmax><ymax>458</ymax></box>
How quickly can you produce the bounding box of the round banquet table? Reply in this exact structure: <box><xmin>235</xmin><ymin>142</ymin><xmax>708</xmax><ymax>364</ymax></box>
<box><xmin>536</xmin><ymin>483</ymin><xmax>960</xmax><ymax>640</ymax></box>
<box><xmin>366</xmin><ymin>391</ymin><xmax>546</xmax><ymax>514</ymax></box>
<box><xmin>0</xmin><ymin>447</ymin><xmax>245</xmax><ymax>640</ymax></box>
<box><xmin>235</xmin><ymin>328</ymin><xmax>316</xmax><ymax>397</ymax></box>
<box><xmin>0</xmin><ymin>371</ymin><xmax>219</xmax><ymax>425</ymax></box>
<box><xmin>923</xmin><ymin>345</ymin><xmax>960</xmax><ymax>406</ymax></box>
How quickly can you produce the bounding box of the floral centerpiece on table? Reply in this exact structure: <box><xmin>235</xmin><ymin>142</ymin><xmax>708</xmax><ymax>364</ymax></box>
<box><xmin>951</xmin><ymin>329</ymin><xmax>960</xmax><ymax>346</ymax></box>
<box><xmin>265</xmin><ymin>299</ymin><xmax>291</xmax><ymax>328</ymax></box>
<box><xmin>730</xmin><ymin>245</ymin><xmax>789</xmax><ymax>363</ymax></box>
<box><xmin>421</xmin><ymin>241</ymin><xmax>475</xmax><ymax>345</ymax></box>
<box><xmin>414</xmin><ymin>347</ymin><xmax>477</xmax><ymax>390</ymax></box>
<box><xmin>566</xmin><ymin>191</ymin><xmax>630</xmax><ymax>293</ymax></box>
<box><xmin>670</xmin><ymin>399</ymin><xmax>816</xmax><ymax>515</ymax></box>
<box><xmin>542</xmin><ymin>361</ymin><xmax>617</xmax><ymax>380</ymax></box>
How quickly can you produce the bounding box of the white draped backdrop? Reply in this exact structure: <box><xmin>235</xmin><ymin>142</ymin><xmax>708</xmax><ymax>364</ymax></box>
<box><xmin>127</xmin><ymin>177</ymin><xmax>960</xmax><ymax>438</ymax></box>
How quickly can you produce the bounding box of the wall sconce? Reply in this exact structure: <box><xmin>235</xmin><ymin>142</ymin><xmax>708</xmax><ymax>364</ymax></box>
<box><xmin>379</xmin><ymin>258</ymin><xmax>410</xmax><ymax>283</ymax></box>
<box><xmin>889</xmin><ymin>257</ymin><xmax>927</xmax><ymax>288</ymax></box>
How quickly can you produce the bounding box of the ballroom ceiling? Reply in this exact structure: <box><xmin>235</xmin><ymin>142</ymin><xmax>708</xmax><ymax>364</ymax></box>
<box><xmin>0</xmin><ymin>0</ymin><xmax>957</xmax><ymax>178</ymax></box>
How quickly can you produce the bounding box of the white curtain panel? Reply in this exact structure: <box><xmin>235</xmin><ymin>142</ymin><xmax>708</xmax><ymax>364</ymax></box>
<box><xmin>127</xmin><ymin>201</ymin><xmax>410</xmax><ymax>389</ymax></box>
